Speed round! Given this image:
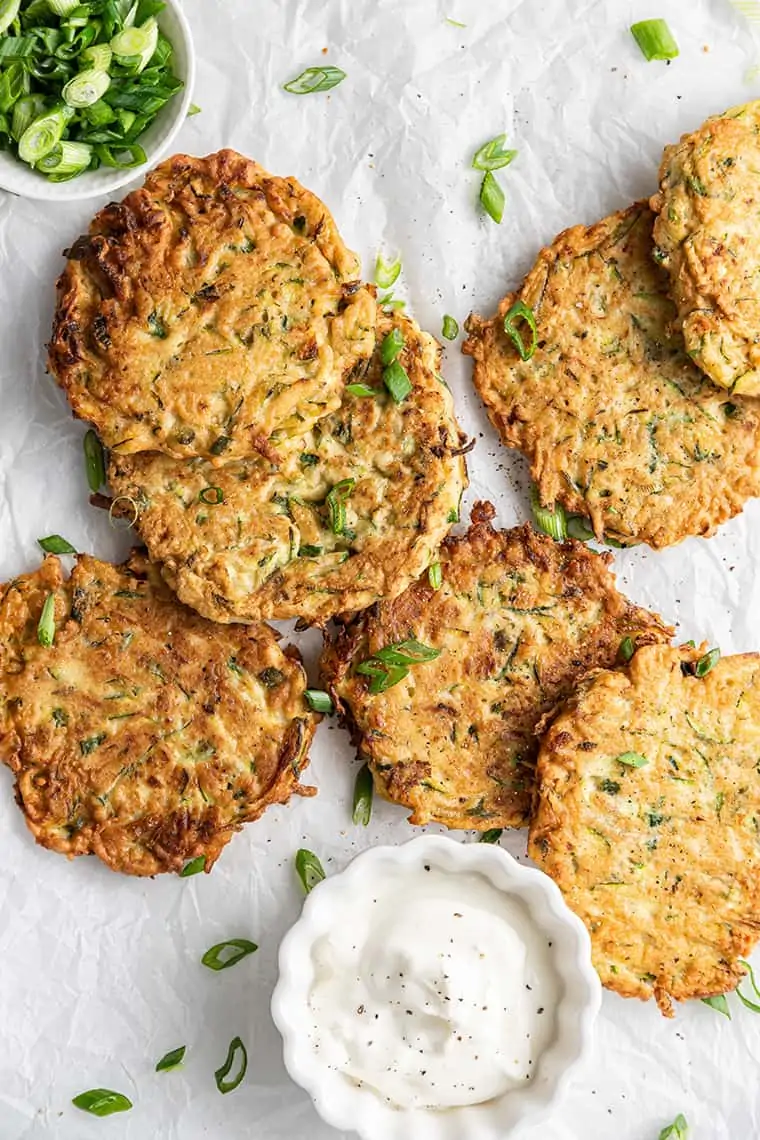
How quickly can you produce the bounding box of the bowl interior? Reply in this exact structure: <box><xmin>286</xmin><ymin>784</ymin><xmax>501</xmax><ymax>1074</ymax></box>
<box><xmin>0</xmin><ymin>0</ymin><xmax>194</xmax><ymax>202</ymax></box>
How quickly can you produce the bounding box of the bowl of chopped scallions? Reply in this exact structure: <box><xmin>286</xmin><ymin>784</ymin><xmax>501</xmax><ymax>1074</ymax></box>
<box><xmin>0</xmin><ymin>0</ymin><xmax>194</xmax><ymax>199</ymax></box>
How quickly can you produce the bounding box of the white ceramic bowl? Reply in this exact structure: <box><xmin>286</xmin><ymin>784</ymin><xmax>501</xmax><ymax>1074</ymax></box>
<box><xmin>0</xmin><ymin>0</ymin><xmax>195</xmax><ymax>202</ymax></box>
<box><xmin>272</xmin><ymin>835</ymin><xmax>601</xmax><ymax>1140</ymax></box>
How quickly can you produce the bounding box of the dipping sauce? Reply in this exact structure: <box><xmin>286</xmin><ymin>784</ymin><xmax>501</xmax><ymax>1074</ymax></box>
<box><xmin>307</xmin><ymin>862</ymin><xmax>559</xmax><ymax>1110</ymax></box>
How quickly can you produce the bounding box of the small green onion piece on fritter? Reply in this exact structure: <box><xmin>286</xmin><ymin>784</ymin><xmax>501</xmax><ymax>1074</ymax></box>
<box><xmin>305</xmin><ymin>689</ymin><xmax>333</xmax><ymax>714</ymax></box>
<box><xmin>215</xmin><ymin>1036</ymin><xmax>248</xmax><ymax>1094</ymax></box>
<box><xmin>658</xmin><ymin>1115</ymin><xmax>689</xmax><ymax>1140</ymax></box>
<box><xmin>155</xmin><ymin>1046</ymin><xmax>186</xmax><ymax>1073</ymax></box>
<box><xmin>83</xmin><ymin>429</ymin><xmax>106</xmax><ymax>492</ymax></box>
<box><xmin>472</xmin><ymin>133</ymin><xmax>518</xmax><ymax>172</ymax></box>
<box><xmin>201</xmin><ymin>939</ymin><xmax>258</xmax><ymax>972</ymax></box>
<box><xmin>352</xmin><ymin>763</ymin><xmax>374</xmax><ymax>826</ymax></box>
<box><xmin>375</xmin><ymin>252</ymin><xmax>402</xmax><ymax>289</ymax></box>
<box><xmin>618</xmin><ymin>636</ymin><xmax>636</xmax><ymax>663</ymax></box>
<box><xmin>428</xmin><ymin>561</ymin><xmax>443</xmax><ymax>589</ymax></box>
<box><xmin>701</xmin><ymin>994</ymin><xmax>730</xmax><ymax>1018</ymax></box>
<box><xmin>295</xmin><ymin>848</ymin><xmax>326</xmax><ymax>893</ymax></box>
<box><xmin>37</xmin><ymin>592</ymin><xmax>56</xmax><ymax>648</ymax></box>
<box><xmin>441</xmin><ymin>315</ymin><xmax>459</xmax><ymax>341</ymax></box>
<box><xmin>383</xmin><ymin>359</ymin><xmax>412</xmax><ymax>404</ymax></box>
<box><xmin>616</xmin><ymin>752</ymin><xmax>648</xmax><ymax>768</ymax></box>
<box><xmin>380</xmin><ymin>293</ymin><xmax>406</xmax><ymax>312</ymax></box>
<box><xmin>736</xmin><ymin>959</ymin><xmax>760</xmax><ymax>1013</ymax></box>
<box><xmin>345</xmin><ymin>382</ymin><xmax>377</xmax><ymax>398</ymax></box>
<box><xmin>380</xmin><ymin>328</ymin><xmax>405</xmax><ymax>365</ymax></box>
<box><xmin>283</xmin><ymin>65</ymin><xmax>346</xmax><ymax>94</ymax></box>
<box><xmin>199</xmin><ymin>486</ymin><xmax>224</xmax><ymax>505</ymax></box>
<box><xmin>566</xmin><ymin>515</ymin><xmax>594</xmax><ymax>542</ymax></box>
<box><xmin>480</xmin><ymin>170</ymin><xmax>505</xmax><ymax>224</ymax></box>
<box><xmin>480</xmin><ymin>829</ymin><xmax>503</xmax><ymax>844</ymax></box>
<box><xmin>630</xmin><ymin>19</ymin><xmax>679</xmax><ymax>62</ymax></box>
<box><xmin>530</xmin><ymin>487</ymin><xmax>568</xmax><ymax>541</ymax></box>
<box><xmin>503</xmin><ymin>299</ymin><xmax>538</xmax><ymax>361</ymax></box>
<box><xmin>695</xmin><ymin>647</ymin><xmax>720</xmax><ymax>678</ymax></box>
<box><xmin>38</xmin><ymin>535</ymin><xmax>76</xmax><ymax>555</ymax></box>
<box><xmin>180</xmin><ymin>855</ymin><xmax>206</xmax><ymax>877</ymax></box>
<box><xmin>72</xmin><ymin>1089</ymin><xmax>132</xmax><ymax>1117</ymax></box>
<box><xmin>0</xmin><ymin>0</ymin><xmax>20</xmax><ymax>35</ymax></box>
<box><xmin>326</xmin><ymin>478</ymin><xmax>355</xmax><ymax>535</ymax></box>
<box><xmin>356</xmin><ymin>639</ymin><xmax>440</xmax><ymax>693</ymax></box>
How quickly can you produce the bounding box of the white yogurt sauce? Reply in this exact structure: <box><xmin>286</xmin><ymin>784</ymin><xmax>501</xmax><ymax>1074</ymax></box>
<box><xmin>307</xmin><ymin>863</ymin><xmax>558</xmax><ymax>1110</ymax></box>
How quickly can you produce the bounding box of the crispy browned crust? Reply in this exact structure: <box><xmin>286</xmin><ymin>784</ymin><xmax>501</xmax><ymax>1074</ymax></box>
<box><xmin>529</xmin><ymin>643</ymin><xmax>760</xmax><ymax>1016</ymax></box>
<box><xmin>321</xmin><ymin>501</ymin><xmax>672</xmax><ymax>830</ymax></box>
<box><xmin>49</xmin><ymin>149</ymin><xmax>376</xmax><ymax>459</ymax></box>
<box><xmin>464</xmin><ymin>201</ymin><xmax>760</xmax><ymax>548</ymax></box>
<box><xmin>0</xmin><ymin>552</ymin><xmax>317</xmax><ymax>877</ymax></box>
<box><xmin>105</xmin><ymin>313</ymin><xmax>468</xmax><ymax>624</ymax></box>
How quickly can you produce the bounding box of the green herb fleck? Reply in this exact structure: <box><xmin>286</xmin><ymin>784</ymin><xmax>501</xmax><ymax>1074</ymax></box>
<box><xmin>202</xmin><ymin>939</ymin><xmax>258</xmax><ymax>971</ymax></box>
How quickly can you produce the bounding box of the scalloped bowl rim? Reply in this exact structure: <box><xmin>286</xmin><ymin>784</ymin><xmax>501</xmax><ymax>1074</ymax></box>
<box><xmin>272</xmin><ymin>835</ymin><xmax>601</xmax><ymax>1140</ymax></box>
<box><xmin>0</xmin><ymin>0</ymin><xmax>195</xmax><ymax>202</ymax></box>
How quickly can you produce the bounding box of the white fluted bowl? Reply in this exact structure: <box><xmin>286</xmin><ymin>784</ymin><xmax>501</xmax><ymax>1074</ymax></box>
<box><xmin>272</xmin><ymin>836</ymin><xmax>601</xmax><ymax>1140</ymax></box>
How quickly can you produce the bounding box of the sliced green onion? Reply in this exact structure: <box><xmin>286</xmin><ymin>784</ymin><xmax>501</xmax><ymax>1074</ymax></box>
<box><xmin>428</xmin><ymin>561</ymin><xmax>442</xmax><ymax>589</ymax></box>
<box><xmin>38</xmin><ymin>534</ymin><xmax>76</xmax><ymax>555</ymax></box>
<box><xmin>472</xmin><ymin>133</ymin><xmax>518</xmax><ymax>172</ymax></box>
<box><xmin>47</xmin><ymin>0</ymin><xmax>79</xmax><ymax>14</ymax></box>
<box><xmin>199</xmin><ymin>486</ymin><xmax>224</xmax><ymax>506</ymax></box>
<box><xmin>445</xmin><ymin>16</ymin><xmax>466</xmax><ymax>27</ymax></box>
<box><xmin>0</xmin><ymin>0</ymin><xmax>20</xmax><ymax>36</ymax></box>
<box><xmin>201</xmin><ymin>939</ymin><xmax>258</xmax><ymax>971</ymax></box>
<box><xmin>618</xmin><ymin>636</ymin><xmax>636</xmax><ymax>663</ymax></box>
<box><xmin>179</xmin><ymin>855</ymin><xmax>205</xmax><ymax>877</ymax></box>
<box><xmin>352</xmin><ymin>763</ymin><xmax>373</xmax><ymax>826</ymax></box>
<box><xmin>374</xmin><ymin>639</ymin><xmax>441</xmax><ymax>665</ymax></box>
<box><xmin>531</xmin><ymin>487</ymin><xmax>568</xmax><ymax>541</ymax></box>
<box><xmin>701</xmin><ymin>994</ymin><xmax>731</xmax><ymax>1018</ymax></box>
<box><xmin>566</xmin><ymin>514</ymin><xmax>594</xmax><ymax>541</ymax></box>
<box><xmin>356</xmin><ymin>639</ymin><xmax>441</xmax><ymax>694</ymax></box>
<box><xmin>95</xmin><ymin>141</ymin><xmax>147</xmax><ymax>169</ymax></box>
<box><xmin>81</xmin><ymin>44</ymin><xmax>112</xmax><ymax>72</ymax></box>
<box><xmin>326</xmin><ymin>478</ymin><xmax>355</xmax><ymax>535</ymax></box>
<box><xmin>480</xmin><ymin>829</ymin><xmax>503</xmax><ymax>843</ymax></box>
<box><xmin>630</xmin><ymin>19</ymin><xmax>679</xmax><ymax>62</ymax></box>
<box><xmin>737</xmin><ymin>959</ymin><xmax>760</xmax><ymax>1014</ymax></box>
<box><xmin>375</xmin><ymin>252</ymin><xmax>402</xmax><ymax>290</ymax></box>
<box><xmin>63</xmin><ymin>69</ymin><xmax>110</xmax><ymax>109</ymax></box>
<box><xmin>72</xmin><ymin>1089</ymin><xmax>132</xmax><ymax>1117</ymax></box>
<box><xmin>18</xmin><ymin>105</ymin><xmax>70</xmax><ymax>164</ymax></box>
<box><xmin>155</xmin><ymin>1046</ymin><xmax>186</xmax><ymax>1073</ymax></box>
<box><xmin>295</xmin><ymin>848</ymin><xmax>325</xmax><ymax>893</ymax></box>
<box><xmin>345</xmin><ymin>382</ymin><xmax>377</xmax><ymax>398</ymax></box>
<box><xmin>37</xmin><ymin>140</ymin><xmax>92</xmax><ymax>179</ymax></box>
<box><xmin>380</xmin><ymin>328</ymin><xmax>405</xmax><ymax>366</ymax></box>
<box><xmin>441</xmin><ymin>315</ymin><xmax>459</xmax><ymax>341</ymax></box>
<box><xmin>37</xmin><ymin>592</ymin><xmax>56</xmax><ymax>648</ymax></box>
<box><xmin>215</xmin><ymin>1037</ymin><xmax>247</xmax><ymax>1095</ymax></box>
<box><xmin>380</xmin><ymin>292</ymin><xmax>406</xmax><ymax>312</ymax></box>
<box><xmin>83</xmin><ymin>429</ymin><xmax>106</xmax><ymax>492</ymax></box>
<box><xmin>503</xmin><ymin>300</ymin><xmax>538</xmax><ymax>361</ymax></box>
<box><xmin>480</xmin><ymin>170</ymin><xmax>505</xmax><ymax>224</ymax></box>
<box><xmin>305</xmin><ymin>689</ymin><xmax>334</xmax><ymax>714</ymax></box>
<box><xmin>11</xmin><ymin>94</ymin><xmax>46</xmax><ymax>142</ymax></box>
<box><xmin>110</xmin><ymin>17</ymin><xmax>158</xmax><ymax>73</ymax></box>
<box><xmin>187</xmin><ymin>102</ymin><xmax>201</xmax><ymax>116</ymax></box>
<box><xmin>283</xmin><ymin>65</ymin><xmax>346</xmax><ymax>94</ymax></box>
<box><xmin>616</xmin><ymin>752</ymin><xmax>648</xmax><ymax>768</ymax></box>
<box><xmin>695</xmin><ymin>647</ymin><xmax>720</xmax><ymax>677</ymax></box>
<box><xmin>383</xmin><ymin>359</ymin><xmax>412</xmax><ymax>404</ymax></box>
<box><xmin>658</xmin><ymin>1115</ymin><xmax>688</xmax><ymax>1140</ymax></box>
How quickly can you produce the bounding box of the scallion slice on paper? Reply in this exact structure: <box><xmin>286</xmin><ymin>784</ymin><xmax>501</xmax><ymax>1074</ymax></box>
<box><xmin>295</xmin><ymin>848</ymin><xmax>326</xmax><ymax>893</ymax></box>
<box><xmin>180</xmin><ymin>855</ymin><xmax>206</xmax><ymax>877</ymax></box>
<box><xmin>305</xmin><ymin>689</ymin><xmax>334</xmax><ymax>714</ymax></box>
<box><xmin>630</xmin><ymin>18</ymin><xmax>679</xmax><ymax>61</ymax></box>
<box><xmin>375</xmin><ymin>252</ymin><xmax>402</xmax><ymax>290</ymax></box>
<box><xmin>530</xmin><ymin>487</ymin><xmax>568</xmax><ymax>541</ymax></box>
<box><xmin>383</xmin><ymin>359</ymin><xmax>412</xmax><ymax>404</ymax></box>
<box><xmin>38</xmin><ymin>534</ymin><xmax>76</xmax><ymax>555</ymax></box>
<box><xmin>83</xmin><ymin>429</ymin><xmax>106</xmax><ymax>492</ymax></box>
<box><xmin>215</xmin><ymin>1036</ymin><xmax>248</xmax><ymax>1094</ymax></box>
<box><xmin>356</xmin><ymin>638</ymin><xmax>441</xmax><ymax>694</ymax></box>
<box><xmin>283</xmin><ymin>65</ymin><xmax>346</xmax><ymax>94</ymax></box>
<box><xmin>658</xmin><ymin>1115</ymin><xmax>688</xmax><ymax>1140</ymax></box>
<box><xmin>352</xmin><ymin>763</ymin><xmax>373</xmax><ymax>826</ymax></box>
<box><xmin>201</xmin><ymin>939</ymin><xmax>258</xmax><ymax>972</ymax></box>
<box><xmin>480</xmin><ymin>170</ymin><xmax>505</xmax><ymax>223</ymax></box>
<box><xmin>701</xmin><ymin>993</ymin><xmax>731</xmax><ymax>1018</ymax></box>
<box><xmin>503</xmin><ymin>300</ymin><xmax>538</xmax><ymax>361</ymax></box>
<box><xmin>155</xmin><ymin>1045</ymin><xmax>186</xmax><ymax>1073</ymax></box>
<box><xmin>441</xmin><ymin>314</ymin><xmax>459</xmax><ymax>340</ymax></box>
<box><xmin>472</xmin><ymin>133</ymin><xmax>518</xmax><ymax>172</ymax></box>
<box><xmin>480</xmin><ymin>828</ymin><xmax>503</xmax><ymax>844</ymax></box>
<box><xmin>72</xmin><ymin>1089</ymin><xmax>132</xmax><ymax>1116</ymax></box>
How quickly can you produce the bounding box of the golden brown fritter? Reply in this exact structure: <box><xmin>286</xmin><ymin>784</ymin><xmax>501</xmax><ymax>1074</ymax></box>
<box><xmin>529</xmin><ymin>643</ymin><xmax>760</xmax><ymax>1017</ymax></box>
<box><xmin>321</xmin><ymin>502</ymin><xmax>672</xmax><ymax>830</ymax></box>
<box><xmin>106</xmin><ymin>313</ymin><xmax>469</xmax><ymax>625</ymax></box>
<box><xmin>464</xmin><ymin>202</ymin><xmax>760</xmax><ymax>548</ymax></box>
<box><xmin>0</xmin><ymin>552</ymin><xmax>317</xmax><ymax>877</ymax></box>
<box><xmin>652</xmin><ymin>101</ymin><xmax>760</xmax><ymax>395</ymax></box>
<box><xmin>49</xmin><ymin>150</ymin><xmax>376</xmax><ymax>461</ymax></box>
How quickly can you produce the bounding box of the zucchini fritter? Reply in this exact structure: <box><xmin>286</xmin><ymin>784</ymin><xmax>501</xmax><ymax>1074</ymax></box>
<box><xmin>107</xmin><ymin>314</ymin><xmax>468</xmax><ymax>624</ymax></box>
<box><xmin>652</xmin><ymin>101</ymin><xmax>760</xmax><ymax>395</ymax></box>
<box><xmin>321</xmin><ymin>502</ymin><xmax>672</xmax><ymax>830</ymax></box>
<box><xmin>529</xmin><ymin>644</ymin><xmax>760</xmax><ymax>1017</ymax></box>
<box><xmin>0</xmin><ymin>553</ymin><xmax>317</xmax><ymax>877</ymax></box>
<box><xmin>464</xmin><ymin>202</ymin><xmax>760</xmax><ymax>548</ymax></box>
<box><xmin>49</xmin><ymin>150</ymin><xmax>376</xmax><ymax>460</ymax></box>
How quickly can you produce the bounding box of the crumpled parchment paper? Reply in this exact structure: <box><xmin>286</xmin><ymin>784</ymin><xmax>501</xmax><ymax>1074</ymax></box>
<box><xmin>1</xmin><ymin>1</ymin><xmax>759</xmax><ymax>1137</ymax></box>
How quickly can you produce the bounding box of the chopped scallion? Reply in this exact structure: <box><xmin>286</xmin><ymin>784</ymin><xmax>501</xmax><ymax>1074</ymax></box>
<box><xmin>472</xmin><ymin>133</ymin><xmax>518</xmax><ymax>172</ymax></box>
<box><xmin>480</xmin><ymin>829</ymin><xmax>503</xmax><ymax>844</ymax></box>
<box><xmin>375</xmin><ymin>252</ymin><xmax>402</xmax><ymax>290</ymax></box>
<box><xmin>695</xmin><ymin>647</ymin><xmax>720</xmax><ymax>677</ymax></box>
<box><xmin>325</xmin><ymin>478</ymin><xmax>355</xmax><ymax>535</ymax></box>
<box><xmin>701</xmin><ymin>994</ymin><xmax>730</xmax><ymax>1018</ymax></box>
<box><xmin>356</xmin><ymin>638</ymin><xmax>441</xmax><ymax>694</ymax></box>
<box><xmin>283</xmin><ymin>65</ymin><xmax>346</xmax><ymax>95</ymax></box>
<box><xmin>215</xmin><ymin>1036</ymin><xmax>247</xmax><ymax>1095</ymax></box>
<box><xmin>503</xmin><ymin>299</ymin><xmax>538</xmax><ymax>361</ymax></box>
<box><xmin>110</xmin><ymin>16</ymin><xmax>158</xmax><ymax>74</ymax></box>
<box><xmin>737</xmin><ymin>959</ymin><xmax>760</xmax><ymax>1014</ymax></box>
<box><xmin>179</xmin><ymin>855</ymin><xmax>205</xmax><ymax>877</ymax></box>
<box><xmin>37</xmin><ymin>592</ymin><xmax>56</xmax><ymax>648</ymax></box>
<box><xmin>630</xmin><ymin>19</ymin><xmax>679</xmax><ymax>62</ymax></box>
<box><xmin>199</xmin><ymin>486</ymin><xmax>224</xmax><ymax>506</ymax></box>
<box><xmin>72</xmin><ymin>1089</ymin><xmax>132</xmax><ymax>1117</ymax></box>
<box><xmin>428</xmin><ymin>561</ymin><xmax>442</xmax><ymax>589</ymax></box>
<box><xmin>155</xmin><ymin>1046</ymin><xmax>186</xmax><ymax>1073</ymax></box>
<box><xmin>38</xmin><ymin>534</ymin><xmax>76</xmax><ymax>555</ymax></box>
<box><xmin>616</xmin><ymin>752</ymin><xmax>648</xmax><ymax>768</ymax></box>
<box><xmin>530</xmin><ymin>487</ymin><xmax>568</xmax><ymax>541</ymax></box>
<box><xmin>18</xmin><ymin>106</ymin><xmax>71</xmax><ymax>164</ymax></box>
<box><xmin>63</xmin><ymin>69</ymin><xmax>110</xmax><ymax>109</ymax></box>
<box><xmin>187</xmin><ymin>102</ymin><xmax>201</xmax><ymax>116</ymax></box>
<box><xmin>37</xmin><ymin>140</ymin><xmax>92</xmax><ymax>179</ymax></box>
<box><xmin>305</xmin><ymin>689</ymin><xmax>334</xmax><ymax>714</ymax></box>
<box><xmin>480</xmin><ymin>170</ymin><xmax>505</xmax><ymax>224</ymax></box>
<box><xmin>441</xmin><ymin>315</ymin><xmax>459</xmax><ymax>340</ymax></box>
<box><xmin>383</xmin><ymin>359</ymin><xmax>412</xmax><ymax>404</ymax></box>
<box><xmin>618</xmin><ymin>636</ymin><xmax>636</xmax><ymax>663</ymax></box>
<box><xmin>380</xmin><ymin>328</ymin><xmax>405</xmax><ymax>365</ymax></box>
<box><xmin>345</xmin><ymin>382</ymin><xmax>377</xmax><ymax>398</ymax></box>
<box><xmin>201</xmin><ymin>939</ymin><xmax>258</xmax><ymax>972</ymax></box>
<box><xmin>352</xmin><ymin>763</ymin><xmax>373</xmax><ymax>826</ymax></box>
<box><xmin>0</xmin><ymin>0</ymin><xmax>20</xmax><ymax>36</ymax></box>
<box><xmin>295</xmin><ymin>848</ymin><xmax>325</xmax><ymax>893</ymax></box>
<box><xmin>566</xmin><ymin>515</ymin><xmax>594</xmax><ymax>542</ymax></box>
<box><xmin>658</xmin><ymin>1115</ymin><xmax>688</xmax><ymax>1140</ymax></box>
<box><xmin>83</xmin><ymin>429</ymin><xmax>106</xmax><ymax>492</ymax></box>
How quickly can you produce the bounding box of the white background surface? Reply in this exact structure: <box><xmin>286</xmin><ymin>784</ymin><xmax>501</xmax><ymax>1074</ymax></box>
<box><xmin>0</xmin><ymin>1</ymin><xmax>759</xmax><ymax>1137</ymax></box>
